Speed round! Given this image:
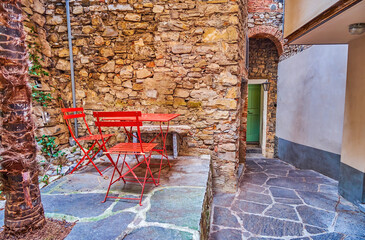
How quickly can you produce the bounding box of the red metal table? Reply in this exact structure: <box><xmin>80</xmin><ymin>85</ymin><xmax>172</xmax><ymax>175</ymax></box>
<box><xmin>105</xmin><ymin>113</ymin><xmax>180</xmax><ymax>181</ymax></box>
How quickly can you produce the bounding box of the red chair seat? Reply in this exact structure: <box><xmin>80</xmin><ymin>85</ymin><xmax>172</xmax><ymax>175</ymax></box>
<box><xmin>77</xmin><ymin>134</ymin><xmax>114</xmax><ymax>142</ymax></box>
<box><xmin>108</xmin><ymin>143</ymin><xmax>158</xmax><ymax>154</ymax></box>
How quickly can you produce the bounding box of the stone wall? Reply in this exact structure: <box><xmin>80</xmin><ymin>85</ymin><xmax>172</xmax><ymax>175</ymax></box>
<box><xmin>248</xmin><ymin>38</ymin><xmax>278</xmax><ymax>157</ymax></box>
<box><xmin>20</xmin><ymin>0</ymin><xmax>249</xmax><ymax>193</ymax></box>
<box><xmin>21</xmin><ymin>0</ymin><xmax>69</xmax><ymax>146</ymax></box>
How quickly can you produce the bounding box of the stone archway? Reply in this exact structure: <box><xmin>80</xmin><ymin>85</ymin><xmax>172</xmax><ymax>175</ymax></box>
<box><xmin>248</xmin><ymin>26</ymin><xmax>284</xmax><ymax>56</ymax></box>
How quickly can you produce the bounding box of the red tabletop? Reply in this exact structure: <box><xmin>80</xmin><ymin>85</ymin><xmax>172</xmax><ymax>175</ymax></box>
<box><xmin>105</xmin><ymin>113</ymin><xmax>180</xmax><ymax>122</ymax></box>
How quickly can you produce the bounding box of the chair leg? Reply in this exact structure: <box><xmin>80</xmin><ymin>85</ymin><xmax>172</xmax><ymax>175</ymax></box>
<box><xmin>139</xmin><ymin>155</ymin><xmax>151</xmax><ymax>206</ymax></box>
<box><xmin>102</xmin><ymin>156</ymin><xmax>120</xmax><ymax>203</ymax></box>
<box><xmin>145</xmin><ymin>154</ymin><xmax>157</xmax><ymax>186</ymax></box>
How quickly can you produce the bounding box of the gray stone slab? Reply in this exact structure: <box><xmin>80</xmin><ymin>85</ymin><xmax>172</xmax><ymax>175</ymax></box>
<box><xmin>65</xmin><ymin>212</ymin><xmax>134</xmax><ymax>240</ymax></box>
<box><xmin>248</xmin><ymin>237</ymin><xmax>281</xmax><ymax>240</ymax></box>
<box><xmin>264</xmin><ymin>169</ymin><xmax>289</xmax><ymax>177</ymax></box>
<box><xmin>239</xmin><ymin>191</ymin><xmax>272</xmax><ymax>205</ymax></box>
<box><xmin>213</xmin><ymin>193</ymin><xmax>235</xmax><ymax>207</ymax></box>
<box><xmin>319</xmin><ymin>184</ymin><xmax>338</xmax><ymax>194</ymax></box>
<box><xmin>123</xmin><ymin>226</ymin><xmax>193</xmax><ymax>240</ymax></box>
<box><xmin>296</xmin><ymin>205</ymin><xmax>335</xmax><ymax>228</ymax></box>
<box><xmin>240</xmin><ymin>182</ymin><xmax>266</xmax><ymax>193</ymax></box>
<box><xmin>232</xmin><ymin>200</ymin><xmax>268</xmax><ymax>214</ymax></box>
<box><xmin>245</xmin><ymin>160</ymin><xmax>264</xmax><ymax>172</ymax></box>
<box><xmin>343</xmin><ymin>236</ymin><xmax>365</xmax><ymax>240</ymax></box>
<box><xmin>42</xmin><ymin>193</ymin><xmax>116</xmax><ymax>218</ymax></box>
<box><xmin>239</xmin><ymin>213</ymin><xmax>304</xmax><ymax>237</ymax></box>
<box><xmin>267</xmin><ymin>177</ymin><xmax>318</xmax><ymax>192</ymax></box>
<box><xmin>311</xmin><ymin>232</ymin><xmax>345</xmax><ymax>240</ymax></box>
<box><xmin>264</xmin><ymin>203</ymin><xmax>299</xmax><ymax>221</ymax></box>
<box><xmin>334</xmin><ymin>210</ymin><xmax>365</xmax><ymax>237</ymax></box>
<box><xmin>112</xmin><ymin>196</ymin><xmax>139</xmax><ymax>212</ymax></box>
<box><xmin>305</xmin><ymin>225</ymin><xmax>326</xmax><ymax>234</ymax></box>
<box><xmin>210</xmin><ymin>229</ymin><xmax>242</xmax><ymax>240</ymax></box>
<box><xmin>297</xmin><ymin>191</ymin><xmax>338</xmax><ymax>212</ymax></box>
<box><xmin>146</xmin><ymin>187</ymin><xmax>205</xmax><ymax>230</ymax></box>
<box><xmin>288</xmin><ymin>169</ymin><xmax>322</xmax><ymax>178</ymax></box>
<box><xmin>305</xmin><ymin>177</ymin><xmax>337</xmax><ymax>185</ymax></box>
<box><xmin>270</xmin><ymin>187</ymin><xmax>299</xmax><ymax>199</ymax></box>
<box><xmin>241</xmin><ymin>172</ymin><xmax>269</xmax><ymax>186</ymax></box>
<box><xmin>213</xmin><ymin>206</ymin><xmax>240</xmax><ymax>228</ymax></box>
<box><xmin>275</xmin><ymin>198</ymin><xmax>303</xmax><ymax>205</ymax></box>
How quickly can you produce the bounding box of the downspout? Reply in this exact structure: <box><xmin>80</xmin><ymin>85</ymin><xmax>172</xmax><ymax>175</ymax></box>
<box><xmin>65</xmin><ymin>0</ymin><xmax>78</xmax><ymax>137</ymax></box>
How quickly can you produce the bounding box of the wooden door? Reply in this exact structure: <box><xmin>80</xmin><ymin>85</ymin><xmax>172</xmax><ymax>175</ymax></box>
<box><xmin>247</xmin><ymin>84</ymin><xmax>261</xmax><ymax>142</ymax></box>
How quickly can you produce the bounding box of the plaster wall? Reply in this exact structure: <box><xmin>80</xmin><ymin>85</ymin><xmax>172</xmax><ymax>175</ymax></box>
<box><xmin>284</xmin><ymin>0</ymin><xmax>338</xmax><ymax>37</ymax></box>
<box><xmin>341</xmin><ymin>35</ymin><xmax>365</xmax><ymax>172</ymax></box>
<box><xmin>277</xmin><ymin>45</ymin><xmax>348</xmax><ymax>154</ymax></box>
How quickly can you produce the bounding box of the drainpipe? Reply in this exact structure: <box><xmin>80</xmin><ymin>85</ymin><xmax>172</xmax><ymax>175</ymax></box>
<box><xmin>65</xmin><ymin>0</ymin><xmax>78</xmax><ymax>137</ymax></box>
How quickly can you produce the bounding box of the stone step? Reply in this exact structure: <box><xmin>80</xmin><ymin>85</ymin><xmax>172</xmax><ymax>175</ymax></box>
<box><xmin>246</xmin><ymin>146</ymin><xmax>262</xmax><ymax>154</ymax></box>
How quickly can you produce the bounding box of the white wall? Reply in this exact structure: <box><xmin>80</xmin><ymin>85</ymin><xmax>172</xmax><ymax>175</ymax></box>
<box><xmin>341</xmin><ymin>35</ymin><xmax>365</xmax><ymax>172</ymax></box>
<box><xmin>277</xmin><ymin>45</ymin><xmax>348</xmax><ymax>154</ymax></box>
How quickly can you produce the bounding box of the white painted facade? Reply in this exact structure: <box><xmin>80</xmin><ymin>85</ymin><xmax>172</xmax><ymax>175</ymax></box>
<box><xmin>276</xmin><ymin>45</ymin><xmax>348</xmax><ymax>154</ymax></box>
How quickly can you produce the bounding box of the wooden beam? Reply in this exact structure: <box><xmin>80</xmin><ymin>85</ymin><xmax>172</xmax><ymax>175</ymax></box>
<box><xmin>286</xmin><ymin>0</ymin><xmax>363</xmax><ymax>44</ymax></box>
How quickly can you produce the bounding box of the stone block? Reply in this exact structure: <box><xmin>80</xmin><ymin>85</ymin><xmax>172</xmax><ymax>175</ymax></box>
<box><xmin>100</xmin><ymin>61</ymin><xmax>115</xmax><ymax>73</ymax></box>
<box><xmin>102</xmin><ymin>27</ymin><xmax>118</xmax><ymax>37</ymax></box>
<box><xmin>56</xmin><ymin>59</ymin><xmax>70</xmax><ymax>71</ymax></box>
<box><xmin>153</xmin><ymin>5</ymin><xmax>164</xmax><ymax>13</ymax></box>
<box><xmin>136</xmin><ymin>69</ymin><xmax>152</xmax><ymax>79</ymax></box>
<box><xmin>172</xmin><ymin>44</ymin><xmax>192</xmax><ymax>54</ymax></box>
<box><xmin>33</xmin><ymin>0</ymin><xmax>45</xmax><ymax>14</ymax></box>
<box><xmin>46</xmin><ymin>15</ymin><xmax>63</xmax><ymax>25</ymax></box>
<box><xmin>73</xmin><ymin>6</ymin><xmax>83</xmax><ymax>15</ymax></box>
<box><xmin>174</xmin><ymin>88</ymin><xmax>189</xmax><ymax>98</ymax></box>
<box><xmin>100</xmin><ymin>47</ymin><xmax>114</xmax><ymax>58</ymax></box>
<box><xmin>124</xmin><ymin>13</ymin><xmax>141</xmax><ymax>22</ymax></box>
<box><xmin>190</xmin><ymin>89</ymin><xmax>217</xmax><ymax>100</ymax></box>
<box><xmin>107</xmin><ymin>4</ymin><xmax>133</xmax><ymax>11</ymax></box>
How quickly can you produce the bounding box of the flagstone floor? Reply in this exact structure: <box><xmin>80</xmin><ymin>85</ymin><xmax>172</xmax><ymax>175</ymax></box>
<box><xmin>210</xmin><ymin>154</ymin><xmax>365</xmax><ymax>240</ymax></box>
<box><xmin>0</xmin><ymin>156</ymin><xmax>211</xmax><ymax>240</ymax></box>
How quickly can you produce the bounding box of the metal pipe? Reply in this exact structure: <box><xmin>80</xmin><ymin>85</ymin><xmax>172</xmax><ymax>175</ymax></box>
<box><xmin>65</xmin><ymin>0</ymin><xmax>78</xmax><ymax>137</ymax></box>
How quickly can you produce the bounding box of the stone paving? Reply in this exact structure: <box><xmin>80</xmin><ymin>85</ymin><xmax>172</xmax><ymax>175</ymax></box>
<box><xmin>0</xmin><ymin>156</ymin><xmax>211</xmax><ymax>240</ymax></box>
<box><xmin>210</xmin><ymin>154</ymin><xmax>365</xmax><ymax>240</ymax></box>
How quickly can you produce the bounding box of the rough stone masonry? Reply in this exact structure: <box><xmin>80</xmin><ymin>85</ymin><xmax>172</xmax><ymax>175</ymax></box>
<box><xmin>20</xmin><ymin>0</ymin><xmax>249</xmax><ymax>193</ymax></box>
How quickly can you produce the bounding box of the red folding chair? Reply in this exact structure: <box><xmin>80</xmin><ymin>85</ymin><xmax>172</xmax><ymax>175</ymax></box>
<box><xmin>94</xmin><ymin>111</ymin><xmax>159</xmax><ymax>206</ymax></box>
<box><xmin>62</xmin><ymin>108</ymin><xmax>114</xmax><ymax>176</ymax></box>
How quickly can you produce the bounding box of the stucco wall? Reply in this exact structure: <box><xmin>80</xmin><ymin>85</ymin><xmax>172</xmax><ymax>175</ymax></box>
<box><xmin>341</xmin><ymin>35</ymin><xmax>365</xmax><ymax>172</ymax></box>
<box><xmin>276</xmin><ymin>45</ymin><xmax>348</xmax><ymax>154</ymax></box>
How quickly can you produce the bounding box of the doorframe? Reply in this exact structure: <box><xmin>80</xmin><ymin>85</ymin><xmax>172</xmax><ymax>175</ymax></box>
<box><xmin>248</xmin><ymin>79</ymin><xmax>268</xmax><ymax>156</ymax></box>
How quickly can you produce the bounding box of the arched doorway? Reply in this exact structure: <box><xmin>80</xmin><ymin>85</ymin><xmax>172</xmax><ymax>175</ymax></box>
<box><xmin>246</xmin><ymin>37</ymin><xmax>279</xmax><ymax>157</ymax></box>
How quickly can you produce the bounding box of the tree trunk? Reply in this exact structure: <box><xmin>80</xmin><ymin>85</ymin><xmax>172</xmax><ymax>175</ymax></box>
<box><xmin>0</xmin><ymin>0</ymin><xmax>46</xmax><ymax>233</ymax></box>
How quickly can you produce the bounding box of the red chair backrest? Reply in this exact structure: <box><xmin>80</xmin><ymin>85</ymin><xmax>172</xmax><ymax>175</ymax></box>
<box><xmin>61</xmin><ymin>107</ymin><xmax>92</xmax><ymax>137</ymax></box>
<box><xmin>62</xmin><ymin>108</ymin><xmax>86</xmax><ymax>119</ymax></box>
<box><xmin>93</xmin><ymin>111</ymin><xmax>143</xmax><ymax>127</ymax></box>
<box><xmin>94</xmin><ymin>111</ymin><xmax>144</xmax><ymax>153</ymax></box>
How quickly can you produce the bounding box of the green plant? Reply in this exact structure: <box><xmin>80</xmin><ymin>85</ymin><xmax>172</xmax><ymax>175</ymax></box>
<box><xmin>28</xmin><ymin>44</ymin><xmax>49</xmax><ymax>77</ymax></box>
<box><xmin>36</xmin><ymin>135</ymin><xmax>65</xmax><ymax>159</ymax></box>
<box><xmin>40</xmin><ymin>174</ymin><xmax>49</xmax><ymax>185</ymax></box>
<box><xmin>31</xmin><ymin>86</ymin><xmax>53</xmax><ymax>107</ymax></box>
<box><xmin>56</xmin><ymin>164</ymin><xmax>63</xmax><ymax>175</ymax></box>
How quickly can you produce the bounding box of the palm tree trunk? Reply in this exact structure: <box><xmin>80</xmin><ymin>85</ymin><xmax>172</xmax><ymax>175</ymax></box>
<box><xmin>0</xmin><ymin>0</ymin><xmax>46</xmax><ymax>233</ymax></box>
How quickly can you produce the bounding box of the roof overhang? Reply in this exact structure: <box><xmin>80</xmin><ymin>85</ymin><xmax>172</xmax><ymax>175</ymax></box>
<box><xmin>286</xmin><ymin>0</ymin><xmax>365</xmax><ymax>44</ymax></box>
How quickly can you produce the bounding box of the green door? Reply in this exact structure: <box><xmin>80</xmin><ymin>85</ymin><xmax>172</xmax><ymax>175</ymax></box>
<box><xmin>247</xmin><ymin>84</ymin><xmax>261</xmax><ymax>142</ymax></box>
